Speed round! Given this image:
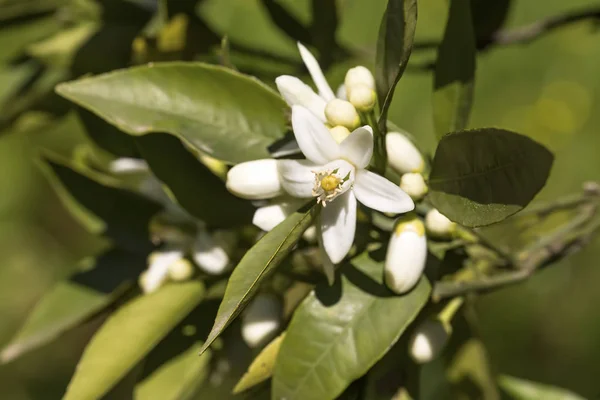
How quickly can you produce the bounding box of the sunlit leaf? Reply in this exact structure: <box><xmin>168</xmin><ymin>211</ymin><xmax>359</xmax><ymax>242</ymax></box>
<box><xmin>233</xmin><ymin>333</ymin><xmax>285</xmax><ymax>394</ymax></box>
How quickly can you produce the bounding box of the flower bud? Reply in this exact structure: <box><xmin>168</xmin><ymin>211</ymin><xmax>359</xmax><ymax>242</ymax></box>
<box><xmin>348</xmin><ymin>84</ymin><xmax>376</xmax><ymax>112</ymax></box>
<box><xmin>109</xmin><ymin>157</ymin><xmax>149</xmax><ymax>174</ymax></box>
<box><xmin>425</xmin><ymin>208</ymin><xmax>456</xmax><ymax>239</ymax></box>
<box><xmin>193</xmin><ymin>229</ymin><xmax>229</xmax><ymax>275</ymax></box>
<box><xmin>324</xmin><ymin>99</ymin><xmax>360</xmax><ymax>130</ymax></box>
<box><xmin>329</xmin><ymin>125</ymin><xmax>351</xmax><ymax>144</ymax></box>
<box><xmin>302</xmin><ymin>225</ymin><xmax>317</xmax><ymax>243</ymax></box>
<box><xmin>344</xmin><ymin>66</ymin><xmax>375</xmax><ymax>94</ymax></box>
<box><xmin>140</xmin><ymin>250</ymin><xmax>183</xmax><ymax>294</ymax></box>
<box><xmin>168</xmin><ymin>258</ymin><xmax>194</xmax><ymax>281</ymax></box>
<box><xmin>400</xmin><ymin>172</ymin><xmax>428</xmax><ymax>201</ymax></box>
<box><xmin>241</xmin><ymin>294</ymin><xmax>282</xmax><ymax>348</ymax></box>
<box><xmin>386</xmin><ymin>132</ymin><xmax>425</xmax><ymax>174</ymax></box>
<box><xmin>409</xmin><ymin>319</ymin><xmax>450</xmax><ymax>364</ymax></box>
<box><xmin>226</xmin><ymin>159</ymin><xmax>283</xmax><ymax>200</ymax></box>
<box><xmin>385</xmin><ymin>215</ymin><xmax>427</xmax><ymax>294</ymax></box>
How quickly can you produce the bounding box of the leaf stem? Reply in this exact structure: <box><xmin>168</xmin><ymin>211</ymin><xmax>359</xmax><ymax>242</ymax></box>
<box><xmin>364</xmin><ymin>110</ymin><xmax>387</xmax><ymax>175</ymax></box>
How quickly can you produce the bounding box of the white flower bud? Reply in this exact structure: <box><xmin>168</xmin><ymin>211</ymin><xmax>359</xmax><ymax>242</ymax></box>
<box><xmin>409</xmin><ymin>319</ymin><xmax>450</xmax><ymax>364</ymax></box>
<box><xmin>425</xmin><ymin>208</ymin><xmax>456</xmax><ymax>239</ymax></box>
<box><xmin>348</xmin><ymin>84</ymin><xmax>376</xmax><ymax>112</ymax></box>
<box><xmin>167</xmin><ymin>258</ymin><xmax>194</xmax><ymax>281</ymax></box>
<box><xmin>400</xmin><ymin>172</ymin><xmax>428</xmax><ymax>201</ymax></box>
<box><xmin>385</xmin><ymin>215</ymin><xmax>427</xmax><ymax>294</ymax></box>
<box><xmin>241</xmin><ymin>294</ymin><xmax>282</xmax><ymax>348</ymax></box>
<box><xmin>193</xmin><ymin>229</ymin><xmax>229</xmax><ymax>275</ymax></box>
<box><xmin>324</xmin><ymin>99</ymin><xmax>360</xmax><ymax>130</ymax></box>
<box><xmin>329</xmin><ymin>125</ymin><xmax>351</xmax><ymax>143</ymax></box>
<box><xmin>140</xmin><ymin>250</ymin><xmax>183</xmax><ymax>294</ymax></box>
<box><xmin>226</xmin><ymin>159</ymin><xmax>283</xmax><ymax>200</ymax></box>
<box><xmin>302</xmin><ymin>225</ymin><xmax>317</xmax><ymax>243</ymax></box>
<box><xmin>108</xmin><ymin>157</ymin><xmax>149</xmax><ymax>174</ymax></box>
<box><xmin>344</xmin><ymin>66</ymin><xmax>375</xmax><ymax>94</ymax></box>
<box><xmin>386</xmin><ymin>132</ymin><xmax>425</xmax><ymax>174</ymax></box>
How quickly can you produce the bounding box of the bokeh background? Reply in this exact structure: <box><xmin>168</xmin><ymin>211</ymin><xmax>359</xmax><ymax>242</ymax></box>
<box><xmin>1</xmin><ymin>0</ymin><xmax>599</xmax><ymax>398</ymax></box>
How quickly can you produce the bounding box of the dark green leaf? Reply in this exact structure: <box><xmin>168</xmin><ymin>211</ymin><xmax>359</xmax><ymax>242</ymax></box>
<box><xmin>135</xmin><ymin>133</ymin><xmax>254</xmax><ymax>228</ymax></box>
<box><xmin>428</xmin><ymin>128</ymin><xmax>554</xmax><ymax>227</ymax></box>
<box><xmin>272</xmin><ymin>252</ymin><xmax>431</xmax><ymax>400</ymax></box>
<box><xmin>261</xmin><ymin>0</ymin><xmax>312</xmax><ymax>45</ymax></box>
<box><xmin>199</xmin><ymin>204</ymin><xmax>317</xmax><ymax>355</ymax></box>
<box><xmin>77</xmin><ymin>107</ymin><xmax>140</xmax><ymax>158</ymax></box>
<box><xmin>433</xmin><ymin>0</ymin><xmax>476</xmax><ymax>138</ymax></box>
<box><xmin>375</xmin><ymin>0</ymin><xmax>418</xmax><ymax>132</ymax></box>
<box><xmin>471</xmin><ymin>0</ymin><xmax>512</xmax><ymax>44</ymax></box>
<box><xmin>63</xmin><ymin>281</ymin><xmax>205</xmax><ymax>400</ymax></box>
<box><xmin>498</xmin><ymin>375</ymin><xmax>585</xmax><ymax>400</ymax></box>
<box><xmin>311</xmin><ymin>0</ymin><xmax>338</xmax><ymax>67</ymax></box>
<box><xmin>56</xmin><ymin>63</ymin><xmax>288</xmax><ymax>164</ymax></box>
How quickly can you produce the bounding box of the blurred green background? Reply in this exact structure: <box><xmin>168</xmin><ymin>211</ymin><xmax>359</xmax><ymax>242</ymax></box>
<box><xmin>1</xmin><ymin>0</ymin><xmax>599</xmax><ymax>398</ymax></box>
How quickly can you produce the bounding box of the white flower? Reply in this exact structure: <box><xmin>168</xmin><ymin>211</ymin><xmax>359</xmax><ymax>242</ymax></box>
<box><xmin>409</xmin><ymin>319</ymin><xmax>450</xmax><ymax>364</ymax></box>
<box><xmin>425</xmin><ymin>208</ymin><xmax>456</xmax><ymax>239</ymax></box>
<box><xmin>241</xmin><ymin>294</ymin><xmax>282</xmax><ymax>348</ymax></box>
<box><xmin>386</xmin><ymin>132</ymin><xmax>425</xmax><ymax>174</ymax></box>
<box><xmin>140</xmin><ymin>249</ymin><xmax>184</xmax><ymax>294</ymax></box>
<box><xmin>400</xmin><ymin>172</ymin><xmax>428</xmax><ymax>201</ymax></box>
<box><xmin>192</xmin><ymin>228</ymin><xmax>230</xmax><ymax>275</ymax></box>
<box><xmin>168</xmin><ymin>258</ymin><xmax>195</xmax><ymax>281</ymax></box>
<box><xmin>385</xmin><ymin>215</ymin><xmax>427</xmax><ymax>294</ymax></box>
<box><xmin>278</xmin><ymin>105</ymin><xmax>414</xmax><ymax>264</ymax></box>
<box><xmin>348</xmin><ymin>84</ymin><xmax>376</xmax><ymax>112</ymax></box>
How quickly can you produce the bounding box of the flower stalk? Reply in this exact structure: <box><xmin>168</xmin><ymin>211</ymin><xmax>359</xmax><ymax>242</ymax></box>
<box><xmin>363</xmin><ymin>109</ymin><xmax>387</xmax><ymax>176</ymax></box>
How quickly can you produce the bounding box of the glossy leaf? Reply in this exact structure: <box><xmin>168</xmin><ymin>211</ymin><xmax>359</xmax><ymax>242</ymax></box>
<box><xmin>135</xmin><ymin>133</ymin><xmax>254</xmax><ymax>228</ymax></box>
<box><xmin>199</xmin><ymin>204</ymin><xmax>317</xmax><ymax>355</ymax></box>
<box><xmin>428</xmin><ymin>129</ymin><xmax>553</xmax><ymax>227</ymax></box>
<box><xmin>272</xmin><ymin>252</ymin><xmax>431</xmax><ymax>400</ymax></box>
<box><xmin>234</xmin><ymin>333</ymin><xmax>285</xmax><ymax>394</ymax></box>
<box><xmin>56</xmin><ymin>63</ymin><xmax>288</xmax><ymax>163</ymax></box>
<box><xmin>498</xmin><ymin>375</ymin><xmax>585</xmax><ymax>400</ymax></box>
<box><xmin>375</xmin><ymin>0</ymin><xmax>417</xmax><ymax>132</ymax></box>
<box><xmin>63</xmin><ymin>281</ymin><xmax>205</xmax><ymax>400</ymax></box>
<box><xmin>433</xmin><ymin>0</ymin><xmax>476</xmax><ymax>138</ymax></box>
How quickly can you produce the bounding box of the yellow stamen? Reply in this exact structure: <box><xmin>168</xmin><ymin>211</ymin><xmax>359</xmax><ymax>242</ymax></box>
<box><xmin>320</xmin><ymin>175</ymin><xmax>341</xmax><ymax>192</ymax></box>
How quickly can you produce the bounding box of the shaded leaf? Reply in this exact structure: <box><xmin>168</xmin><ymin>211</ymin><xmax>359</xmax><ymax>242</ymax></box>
<box><xmin>199</xmin><ymin>204</ymin><xmax>317</xmax><ymax>355</ymax></box>
<box><xmin>77</xmin><ymin>107</ymin><xmax>140</xmax><ymax>158</ymax></box>
<box><xmin>56</xmin><ymin>63</ymin><xmax>288</xmax><ymax>163</ymax></box>
<box><xmin>428</xmin><ymin>129</ymin><xmax>553</xmax><ymax>227</ymax></box>
<box><xmin>233</xmin><ymin>333</ymin><xmax>285</xmax><ymax>394</ymax></box>
<box><xmin>135</xmin><ymin>133</ymin><xmax>254</xmax><ymax>228</ymax></box>
<box><xmin>63</xmin><ymin>281</ymin><xmax>205</xmax><ymax>400</ymax></box>
<box><xmin>272</xmin><ymin>252</ymin><xmax>431</xmax><ymax>400</ymax></box>
<box><xmin>261</xmin><ymin>0</ymin><xmax>312</xmax><ymax>45</ymax></box>
<box><xmin>471</xmin><ymin>0</ymin><xmax>512</xmax><ymax>44</ymax></box>
<box><xmin>433</xmin><ymin>0</ymin><xmax>476</xmax><ymax>138</ymax></box>
<box><xmin>311</xmin><ymin>0</ymin><xmax>338</xmax><ymax>67</ymax></box>
<box><xmin>498</xmin><ymin>375</ymin><xmax>585</xmax><ymax>400</ymax></box>
<box><xmin>375</xmin><ymin>0</ymin><xmax>418</xmax><ymax>132</ymax></box>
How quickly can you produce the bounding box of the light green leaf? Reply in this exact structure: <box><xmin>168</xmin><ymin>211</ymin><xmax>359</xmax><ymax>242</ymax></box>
<box><xmin>498</xmin><ymin>375</ymin><xmax>585</xmax><ymax>400</ymax></box>
<box><xmin>375</xmin><ymin>0</ymin><xmax>418</xmax><ymax>132</ymax></box>
<box><xmin>56</xmin><ymin>63</ymin><xmax>288</xmax><ymax>164</ymax></box>
<box><xmin>199</xmin><ymin>204</ymin><xmax>317</xmax><ymax>355</ymax></box>
<box><xmin>272</xmin><ymin>252</ymin><xmax>431</xmax><ymax>400</ymax></box>
<box><xmin>234</xmin><ymin>333</ymin><xmax>285</xmax><ymax>394</ymax></box>
<box><xmin>135</xmin><ymin>133</ymin><xmax>254</xmax><ymax>228</ymax></box>
<box><xmin>433</xmin><ymin>0</ymin><xmax>476</xmax><ymax>138</ymax></box>
<box><xmin>428</xmin><ymin>128</ymin><xmax>554</xmax><ymax>227</ymax></box>
<box><xmin>26</xmin><ymin>23</ymin><xmax>99</xmax><ymax>68</ymax></box>
<box><xmin>63</xmin><ymin>281</ymin><xmax>205</xmax><ymax>400</ymax></box>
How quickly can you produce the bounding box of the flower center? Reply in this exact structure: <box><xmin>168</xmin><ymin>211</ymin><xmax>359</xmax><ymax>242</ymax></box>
<box><xmin>320</xmin><ymin>175</ymin><xmax>341</xmax><ymax>192</ymax></box>
<box><xmin>312</xmin><ymin>168</ymin><xmax>350</xmax><ymax>206</ymax></box>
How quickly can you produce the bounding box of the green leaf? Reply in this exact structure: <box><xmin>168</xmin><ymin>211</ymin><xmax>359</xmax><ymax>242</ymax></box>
<box><xmin>272</xmin><ymin>252</ymin><xmax>431</xmax><ymax>400</ymax></box>
<box><xmin>135</xmin><ymin>133</ymin><xmax>255</xmax><ymax>228</ymax></box>
<box><xmin>41</xmin><ymin>154</ymin><xmax>162</xmax><ymax>252</ymax></box>
<box><xmin>77</xmin><ymin>107</ymin><xmax>140</xmax><ymax>158</ymax></box>
<box><xmin>428</xmin><ymin>128</ymin><xmax>554</xmax><ymax>227</ymax></box>
<box><xmin>375</xmin><ymin>0</ymin><xmax>418</xmax><ymax>132</ymax></box>
<box><xmin>56</xmin><ymin>63</ymin><xmax>288</xmax><ymax>164</ymax></box>
<box><xmin>433</xmin><ymin>0</ymin><xmax>476</xmax><ymax>138</ymax></box>
<box><xmin>498</xmin><ymin>375</ymin><xmax>585</xmax><ymax>400</ymax></box>
<box><xmin>199</xmin><ymin>204</ymin><xmax>317</xmax><ymax>355</ymax></box>
<box><xmin>63</xmin><ymin>281</ymin><xmax>205</xmax><ymax>400</ymax></box>
<box><xmin>261</xmin><ymin>0</ymin><xmax>312</xmax><ymax>45</ymax></box>
<box><xmin>233</xmin><ymin>333</ymin><xmax>285</xmax><ymax>394</ymax></box>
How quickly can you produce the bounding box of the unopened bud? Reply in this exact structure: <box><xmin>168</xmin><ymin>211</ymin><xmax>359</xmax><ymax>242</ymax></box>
<box><xmin>226</xmin><ymin>159</ymin><xmax>283</xmax><ymax>200</ymax></box>
<box><xmin>302</xmin><ymin>225</ymin><xmax>317</xmax><ymax>243</ymax></box>
<box><xmin>409</xmin><ymin>319</ymin><xmax>450</xmax><ymax>364</ymax></box>
<box><xmin>193</xmin><ymin>229</ymin><xmax>230</xmax><ymax>275</ymax></box>
<box><xmin>141</xmin><ymin>250</ymin><xmax>183</xmax><ymax>294</ymax></box>
<box><xmin>168</xmin><ymin>258</ymin><xmax>194</xmax><ymax>281</ymax></box>
<box><xmin>329</xmin><ymin>125</ymin><xmax>351</xmax><ymax>144</ymax></box>
<box><xmin>400</xmin><ymin>172</ymin><xmax>428</xmax><ymax>201</ymax></box>
<box><xmin>425</xmin><ymin>208</ymin><xmax>456</xmax><ymax>239</ymax></box>
<box><xmin>241</xmin><ymin>294</ymin><xmax>282</xmax><ymax>348</ymax></box>
<box><xmin>386</xmin><ymin>132</ymin><xmax>425</xmax><ymax>174</ymax></box>
<box><xmin>348</xmin><ymin>84</ymin><xmax>376</xmax><ymax>112</ymax></box>
<box><xmin>325</xmin><ymin>99</ymin><xmax>360</xmax><ymax>130</ymax></box>
<box><xmin>385</xmin><ymin>215</ymin><xmax>427</xmax><ymax>294</ymax></box>
<box><xmin>344</xmin><ymin>66</ymin><xmax>375</xmax><ymax>94</ymax></box>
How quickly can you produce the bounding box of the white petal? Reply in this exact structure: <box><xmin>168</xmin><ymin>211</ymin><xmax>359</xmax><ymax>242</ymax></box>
<box><xmin>226</xmin><ymin>159</ymin><xmax>283</xmax><ymax>200</ymax></box>
<box><xmin>385</xmin><ymin>223</ymin><xmax>427</xmax><ymax>294</ymax></box>
<box><xmin>297</xmin><ymin>42</ymin><xmax>335</xmax><ymax>101</ymax></box>
<box><xmin>253</xmin><ymin>201</ymin><xmax>299</xmax><ymax>232</ymax></box>
<box><xmin>241</xmin><ymin>294</ymin><xmax>282</xmax><ymax>348</ymax></box>
<box><xmin>275</xmin><ymin>75</ymin><xmax>327</xmax><ymax>122</ymax></box>
<box><xmin>277</xmin><ymin>159</ymin><xmax>317</xmax><ymax>198</ymax></box>
<box><xmin>353</xmin><ymin>170</ymin><xmax>414</xmax><ymax>214</ymax></box>
<box><xmin>339</xmin><ymin>126</ymin><xmax>373</xmax><ymax>169</ymax></box>
<box><xmin>336</xmin><ymin>84</ymin><xmax>347</xmax><ymax>100</ymax></box>
<box><xmin>318</xmin><ymin>228</ymin><xmax>336</xmax><ymax>285</ymax></box>
<box><xmin>320</xmin><ymin>190</ymin><xmax>357</xmax><ymax>264</ymax></box>
<box><xmin>193</xmin><ymin>230</ymin><xmax>229</xmax><ymax>275</ymax></box>
<box><xmin>291</xmin><ymin>105</ymin><xmax>340</xmax><ymax>164</ymax></box>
